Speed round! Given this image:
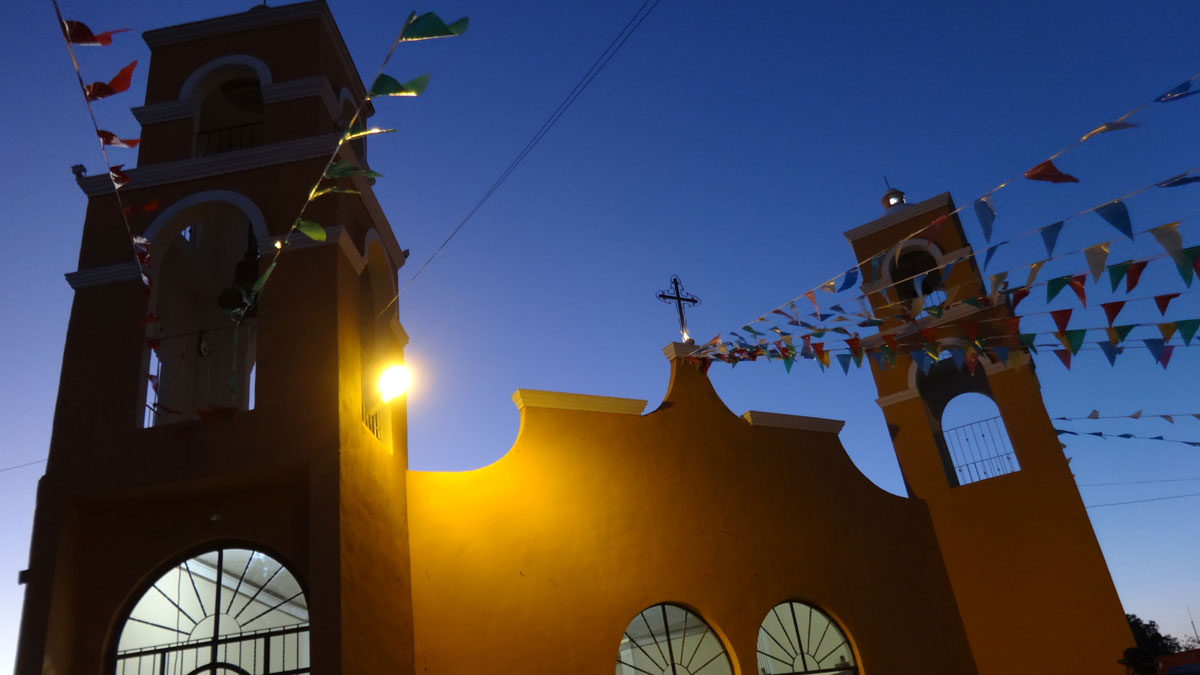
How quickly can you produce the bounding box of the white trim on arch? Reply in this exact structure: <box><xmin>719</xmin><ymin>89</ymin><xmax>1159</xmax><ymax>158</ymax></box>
<box><xmin>179</xmin><ymin>54</ymin><xmax>273</xmax><ymax>101</ymax></box>
<box><xmin>143</xmin><ymin>190</ymin><xmax>269</xmax><ymax>246</ymax></box>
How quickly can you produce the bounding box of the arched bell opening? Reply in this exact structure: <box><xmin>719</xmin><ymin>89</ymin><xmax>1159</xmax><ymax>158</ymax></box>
<box><xmin>141</xmin><ymin>199</ymin><xmax>265</xmax><ymax>427</ymax></box>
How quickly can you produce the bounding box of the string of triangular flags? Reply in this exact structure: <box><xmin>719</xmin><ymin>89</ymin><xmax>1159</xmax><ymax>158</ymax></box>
<box><xmin>736</xmin><ymin>168</ymin><xmax>1200</xmax><ymax>346</ymax></box>
<box><xmin>1056</xmin><ymin>429</ymin><xmax>1200</xmax><ymax>448</ymax></box>
<box><xmin>721</xmin><ymin>70</ymin><xmax>1200</xmax><ymax>333</ymax></box>
<box><xmin>52</xmin><ymin>5</ymin><xmax>156</xmax><ymax>314</ymax></box>
<box><xmin>236</xmin><ymin>11</ymin><xmax>468</xmax><ymax>320</ymax></box>
<box><xmin>1054</xmin><ymin>410</ymin><xmax>1200</xmax><ymax>423</ymax></box>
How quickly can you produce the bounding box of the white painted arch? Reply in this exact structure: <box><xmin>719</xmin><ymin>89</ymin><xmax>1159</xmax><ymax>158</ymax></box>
<box><xmin>179</xmin><ymin>54</ymin><xmax>273</xmax><ymax>101</ymax></box>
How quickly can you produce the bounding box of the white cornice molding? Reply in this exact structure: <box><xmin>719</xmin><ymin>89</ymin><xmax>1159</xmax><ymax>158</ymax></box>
<box><xmin>131</xmin><ymin>100</ymin><xmax>192</xmax><ymax>125</ymax></box>
<box><xmin>741</xmin><ymin>411</ymin><xmax>845</xmax><ymax>434</ymax></box>
<box><xmin>876</xmin><ymin>388</ymin><xmax>921</xmax><ymax>408</ymax></box>
<box><xmin>512</xmin><ymin>390</ymin><xmax>647</xmax><ymax>415</ymax></box>
<box><xmin>65</xmin><ymin>262</ymin><xmax>141</xmax><ymax>289</ymax></box>
<box><xmin>76</xmin><ymin>134</ymin><xmax>340</xmax><ymax>196</ymax></box>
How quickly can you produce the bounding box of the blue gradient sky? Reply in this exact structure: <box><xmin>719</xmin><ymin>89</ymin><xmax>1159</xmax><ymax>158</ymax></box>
<box><xmin>3</xmin><ymin>0</ymin><xmax>1200</xmax><ymax>668</ymax></box>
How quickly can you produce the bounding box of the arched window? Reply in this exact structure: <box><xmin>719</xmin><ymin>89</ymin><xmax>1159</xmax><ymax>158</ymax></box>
<box><xmin>114</xmin><ymin>547</ymin><xmax>308</xmax><ymax>675</ymax></box>
<box><xmin>192</xmin><ymin>66</ymin><xmax>264</xmax><ymax>157</ymax></box>
<box><xmin>757</xmin><ymin>601</ymin><xmax>857</xmax><ymax>674</ymax></box>
<box><xmin>890</xmin><ymin>248</ymin><xmax>944</xmax><ymax>307</ymax></box>
<box><xmin>143</xmin><ymin>202</ymin><xmax>260</xmax><ymax>427</ymax></box>
<box><xmin>940</xmin><ymin>392</ymin><xmax>1019</xmax><ymax>485</ymax></box>
<box><xmin>616</xmin><ymin>603</ymin><xmax>732</xmax><ymax>675</ymax></box>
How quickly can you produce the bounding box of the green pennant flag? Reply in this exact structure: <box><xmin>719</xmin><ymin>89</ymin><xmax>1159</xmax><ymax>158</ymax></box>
<box><xmin>309</xmin><ymin>186</ymin><xmax>361</xmax><ymax>201</ymax></box>
<box><xmin>1177</xmin><ymin>319</ymin><xmax>1200</xmax><ymax>345</ymax></box>
<box><xmin>1018</xmin><ymin>333</ymin><xmax>1038</xmax><ymax>353</ymax></box>
<box><xmin>402</xmin><ymin>13</ymin><xmax>469</xmax><ymax>41</ymax></box>
<box><xmin>1107</xmin><ymin>261</ymin><xmax>1131</xmax><ymax>292</ymax></box>
<box><xmin>925</xmin><ymin>305</ymin><xmax>944</xmax><ymax>318</ymax></box>
<box><xmin>325</xmin><ymin>160</ymin><xmax>383</xmax><ymax>180</ymax></box>
<box><xmin>1046</xmin><ymin>275</ymin><xmax>1072</xmax><ymax>302</ymax></box>
<box><xmin>251</xmin><ymin>261</ymin><xmax>277</xmax><ymax>292</ymax></box>
<box><xmin>1107</xmin><ymin>324</ymin><xmax>1135</xmax><ymax>344</ymax></box>
<box><xmin>341</xmin><ymin>126</ymin><xmax>396</xmax><ymax>143</ymax></box>
<box><xmin>369</xmin><ymin>73</ymin><xmax>430</xmax><ymax>98</ymax></box>
<box><xmin>1176</xmin><ymin>246</ymin><xmax>1200</xmax><ymax>286</ymax></box>
<box><xmin>783</xmin><ymin>357</ymin><xmax>794</xmax><ymax>373</ymax></box>
<box><xmin>1061</xmin><ymin>329</ymin><xmax>1087</xmax><ymax>355</ymax></box>
<box><xmin>295</xmin><ymin>219</ymin><xmax>326</xmax><ymax>242</ymax></box>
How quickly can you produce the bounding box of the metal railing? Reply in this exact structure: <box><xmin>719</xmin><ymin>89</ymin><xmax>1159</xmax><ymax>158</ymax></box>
<box><xmin>195</xmin><ymin>122</ymin><xmax>262</xmax><ymax>157</ymax></box>
<box><xmin>942</xmin><ymin>415</ymin><xmax>1020</xmax><ymax>486</ymax></box>
<box><xmin>115</xmin><ymin>623</ymin><xmax>309</xmax><ymax>675</ymax></box>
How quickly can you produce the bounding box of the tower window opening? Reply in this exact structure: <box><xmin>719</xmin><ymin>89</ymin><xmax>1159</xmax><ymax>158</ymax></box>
<box><xmin>617</xmin><ymin>603</ymin><xmax>732</xmax><ymax>675</ymax></box>
<box><xmin>940</xmin><ymin>393</ymin><xmax>1019</xmax><ymax>486</ymax></box>
<box><xmin>891</xmin><ymin>249</ymin><xmax>945</xmax><ymax>308</ymax></box>
<box><xmin>757</xmin><ymin>601</ymin><xmax>858</xmax><ymax>674</ymax></box>
<box><xmin>194</xmin><ymin>73</ymin><xmax>263</xmax><ymax>157</ymax></box>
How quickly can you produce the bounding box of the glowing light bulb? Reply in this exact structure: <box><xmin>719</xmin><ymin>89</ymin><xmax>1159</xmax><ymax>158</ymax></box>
<box><xmin>274</xmin><ymin>239</ymin><xmax>283</xmax><ymax>249</ymax></box>
<box><xmin>378</xmin><ymin>364</ymin><xmax>413</xmax><ymax>403</ymax></box>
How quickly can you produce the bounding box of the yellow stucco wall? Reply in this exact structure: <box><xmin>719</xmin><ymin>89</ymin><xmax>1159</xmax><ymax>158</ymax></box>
<box><xmin>407</xmin><ymin>356</ymin><xmax>979</xmax><ymax>674</ymax></box>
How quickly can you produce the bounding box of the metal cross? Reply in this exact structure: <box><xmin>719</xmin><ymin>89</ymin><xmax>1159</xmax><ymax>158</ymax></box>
<box><xmin>656</xmin><ymin>275</ymin><xmax>700</xmax><ymax>343</ymax></box>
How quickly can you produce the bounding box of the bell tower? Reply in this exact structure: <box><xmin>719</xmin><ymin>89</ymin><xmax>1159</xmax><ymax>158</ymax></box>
<box><xmin>16</xmin><ymin>3</ymin><xmax>414</xmax><ymax>674</ymax></box>
<box><xmin>844</xmin><ymin>190</ymin><xmax>1132</xmax><ymax>674</ymax></box>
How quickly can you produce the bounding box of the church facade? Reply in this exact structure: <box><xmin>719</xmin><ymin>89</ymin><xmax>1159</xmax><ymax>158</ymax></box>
<box><xmin>16</xmin><ymin>3</ymin><xmax>1132</xmax><ymax>674</ymax></box>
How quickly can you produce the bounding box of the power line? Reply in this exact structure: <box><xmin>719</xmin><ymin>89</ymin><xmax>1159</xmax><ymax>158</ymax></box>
<box><xmin>384</xmin><ymin>0</ymin><xmax>664</xmax><ymax>312</ymax></box>
<box><xmin>1083</xmin><ymin>475</ymin><xmax>1200</xmax><ymax>487</ymax></box>
<box><xmin>0</xmin><ymin>458</ymin><xmax>47</xmax><ymax>474</ymax></box>
<box><xmin>1086</xmin><ymin>491</ymin><xmax>1200</xmax><ymax>508</ymax></box>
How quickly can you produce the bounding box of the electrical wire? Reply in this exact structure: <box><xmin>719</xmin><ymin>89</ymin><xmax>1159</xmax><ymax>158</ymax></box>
<box><xmin>1086</xmin><ymin>491</ymin><xmax>1200</xmax><ymax>508</ymax></box>
<box><xmin>381</xmin><ymin>0</ymin><xmax>664</xmax><ymax>316</ymax></box>
<box><xmin>0</xmin><ymin>458</ymin><xmax>47</xmax><ymax>474</ymax></box>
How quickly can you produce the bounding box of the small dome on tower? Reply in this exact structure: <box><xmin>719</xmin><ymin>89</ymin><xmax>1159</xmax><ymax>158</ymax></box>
<box><xmin>882</xmin><ymin>187</ymin><xmax>907</xmax><ymax>211</ymax></box>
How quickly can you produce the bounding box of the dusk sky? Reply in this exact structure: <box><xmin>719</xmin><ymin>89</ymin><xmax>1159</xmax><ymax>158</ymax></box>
<box><xmin>3</xmin><ymin>0</ymin><xmax>1200</xmax><ymax>669</ymax></box>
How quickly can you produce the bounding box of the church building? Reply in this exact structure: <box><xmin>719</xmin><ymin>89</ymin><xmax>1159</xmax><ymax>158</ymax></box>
<box><xmin>16</xmin><ymin>3</ymin><xmax>1133</xmax><ymax>674</ymax></box>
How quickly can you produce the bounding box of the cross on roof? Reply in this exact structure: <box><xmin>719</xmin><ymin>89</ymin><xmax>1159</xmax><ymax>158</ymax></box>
<box><xmin>656</xmin><ymin>275</ymin><xmax>700</xmax><ymax>343</ymax></box>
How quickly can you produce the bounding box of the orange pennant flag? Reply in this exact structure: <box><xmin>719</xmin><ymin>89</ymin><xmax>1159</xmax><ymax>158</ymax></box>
<box><xmin>84</xmin><ymin>60</ymin><xmax>137</xmax><ymax>101</ymax></box>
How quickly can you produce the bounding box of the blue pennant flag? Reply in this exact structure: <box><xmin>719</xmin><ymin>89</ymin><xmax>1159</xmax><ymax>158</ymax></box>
<box><xmin>1159</xmin><ymin>173</ymin><xmax>1200</xmax><ymax>188</ymax></box>
<box><xmin>1156</xmin><ymin>80</ymin><xmax>1200</xmax><ymax>103</ymax></box>
<box><xmin>910</xmin><ymin>350</ymin><xmax>933</xmax><ymax>374</ymax></box>
<box><xmin>836</xmin><ymin>353</ymin><xmax>853</xmax><ymax>374</ymax></box>
<box><xmin>1095</xmin><ymin>200</ymin><xmax>1134</xmax><ymax>239</ymax></box>
<box><xmin>1040</xmin><ymin>221</ymin><xmax>1064</xmax><ymax>257</ymax></box>
<box><xmin>991</xmin><ymin>345</ymin><xmax>1010</xmax><ymax>365</ymax></box>
<box><xmin>1097</xmin><ymin>341</ymin><xmax>1122</xmax><ymax>366</ymax></box>
<box><xmin>974</xmin><ymin>197</ymin><xmax>996</xmax><ymax>242</ymax></box>
<box><xmin>949</xmin><ymin>348</ymin><xmax>966</xmax><ymax>371</ymax></box>
<box><xmin>837</xmin><ymin>267</ymin><xmax>859</xmax><ymax>291</ymax></box>
<box><xmin>1143</xmin><ymin>338</ymin><xmax>1166</xmax><ymax>364</ymax></box>
<box><xmin>983</xmin><ymin>243</ymin><xmax>1005</xmax><ymax>271</ymax></box>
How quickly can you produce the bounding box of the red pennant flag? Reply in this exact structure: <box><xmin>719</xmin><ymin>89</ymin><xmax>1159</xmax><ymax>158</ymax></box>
<box><xmin>846</xmin><ymin>336</ymin><xmax>862</xmax><ymax>357</ymax></box>
<box><xmin>812</xmin><ymin>342</ymin><xmax>825</xmax><ymax>360</ymax></box>
<box><xmin>963</xmin><ymin>322</ymin><xmax>979</xmax><ymax>341</ymax></box>
<box><xmin>1161</xmin><ymin>345</ymin><xmax>1175</xmax><ymax>369</ymax></box>
<box><xmin>965</xmin><ymin>350</ymin><xmax>980</xmax><ymax>375</ymax></box>
<box><xmin>1126</xmin><ymin>260</ymin><xmax>1148</xmax><ymax>292</ymax></box>
<box><xmin>1100</xmin><ymin>301</ymin><xmax>1125</xmax><ymax>327</ymax></box>
<box><xmin>926</xmin><ymin>215</ymin><xmax>949</xmax><ymax>239</ymax></box>
<box><xmin>109</xmin><ymin>164</ymin><xmax>131</xmax><ymax>188</ymax></box>
<box><xmin>1003</xmin><ymin>316</ymin><xmax>1021</xmax><ymax>335</ymax></box>
<box><xmin>919</xmin><ymin>327</ymin><xmax>937</xmax><ymax>344</ymax></box>
<box><xmin>882</xmin><ymin>333</ymin><xmax>898</xmax><ymax>352</ymax></box>
<box><xmin>1050</xmin><ymin>308</ymin><xmax>1073</xmax><ymax>333</ymax></box>
<box><xmin>1024</xmin><ymin>159</ymin><xmax>1079</xmax><ymax>184</ymax></box>
<box><xmin>1068</xmin><ymin>274</ymin><xmax>1087</xmax><ymax>308</ymax></box>
<box><xmin>62</xmin><ymin>20</ymin><xmax>130</xmax><ymax>46</ymax></box>
<box><xmin>122</xmin><ymin>200</ymin><xmax>158</xmax><ymax>219</ymax></box>
<box><xmin>147</xmin><ymin>338</ymin><xmax>161</xmax><ymax>352</ymax></box>
<box><xmin>1053</xmin><ymin>349</ymin><xmax>1072</xmax><ymax>370</ymax></box>
<box><xmin>1154</xmin><ymin>293</ymin><xmax>1180</xmax><ymax>316</ymax></box>
<box><xmin>97</xmin><ymin>129</ymin><xmax>140</xmax><ymax>148</ymax></box>
<box><xmin>84</xmin><ymin>60</ymin><xmax>136</xmax><ymax>101</ymax></box>
<box><xmin>1010</xmin><ymin>287</ymin><xmax>1030</xmax><ymax>310</ymax></box>
<box><xmin>142</xmin><ymin>312</ymin><xmax>158</xmax><ymax>325</ymax></box>
<box><xmin>146</xmin><ymin>373</ymin><xmax>159</xmax><ymax>392</ymax></box>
